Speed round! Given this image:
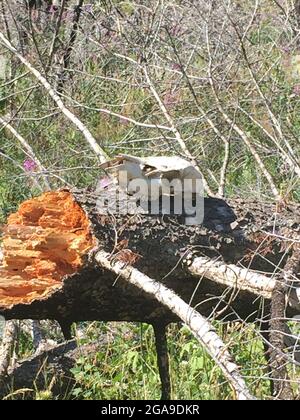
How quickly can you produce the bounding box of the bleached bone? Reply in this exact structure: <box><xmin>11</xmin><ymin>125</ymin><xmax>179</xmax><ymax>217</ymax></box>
<box><xmin>101</xmin><ymin>154</ymin><xmax>203</xmax><ymax>195</ymax></box>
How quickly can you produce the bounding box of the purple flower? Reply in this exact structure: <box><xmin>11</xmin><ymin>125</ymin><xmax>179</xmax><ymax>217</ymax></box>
<box><xmin>293</xmin><ymin>84</ymin><xmax>300</xmax><ymax>96</ymax></box>
<box><xmin>171</xmin><ymin>62</ymin><xmax>181</xmax><ymax>71</ymax></box>
<box><xmin>23</xmin><ymin>159</ymin><xmax>37</xmax><ymax>172</ymax></box>
<box><xmin>163</xmin><ymin>90</ymin><xmax>179</xmax><ymax>110</ymax></box>
<box><xmin>99</xmin><ymin>176</ymin><xmax>112</xmax><ymax>190</ymax></box>
<box><xmin>119</xmin><ymin>116</ymin><xmax>130</xmax><ymax>125</ymax></box>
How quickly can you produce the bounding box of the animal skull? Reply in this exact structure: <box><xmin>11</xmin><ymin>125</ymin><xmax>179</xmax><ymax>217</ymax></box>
<box><xmin>101</xmin><ymin>154</ymin><xmax>203</xmax><ymax>197</ymax></box>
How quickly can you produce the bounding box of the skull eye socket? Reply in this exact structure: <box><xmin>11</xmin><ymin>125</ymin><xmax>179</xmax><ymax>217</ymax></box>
<box><xmin>144</xmin><ymin>165</ymin><xmax>155</xmax><ymax>174</ymax></box>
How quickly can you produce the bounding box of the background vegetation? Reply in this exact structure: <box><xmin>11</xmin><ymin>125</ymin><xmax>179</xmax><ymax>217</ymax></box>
<box><xmin>0</xmin><ymin>0</ymin><xmax>299</xmax><ymax>400</ymax></box>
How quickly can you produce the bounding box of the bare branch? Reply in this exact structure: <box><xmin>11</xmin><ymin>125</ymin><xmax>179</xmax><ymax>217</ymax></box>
<box><xmin>0</xmin><ymin>31</ymin><xmax>109</xmax><ymax>164</ymax></box>
<box><xmin>143</xmin><ymin>67</ymin><xmax>214</xmax><ymax>196</ymax></box>
<box><xmin>187</xmin><ymin>255</ymin><xmax>300</xmax><ymax>313</ymax></box>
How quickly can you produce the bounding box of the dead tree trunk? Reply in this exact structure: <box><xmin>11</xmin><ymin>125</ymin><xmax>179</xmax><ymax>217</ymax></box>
<box><xmin>0</xmin><ymin>188</ymin><xmax>299</xmax><ymax>323</ymax></box>
<box><xmin>269</xmin><ymin>250</ymin><xmax>300</xmax><ymax>400</ymax></box>
<box><xmin>0</xmin><ymin>188</ymin><xmax>299</xmax><ymax>399</ymax></box>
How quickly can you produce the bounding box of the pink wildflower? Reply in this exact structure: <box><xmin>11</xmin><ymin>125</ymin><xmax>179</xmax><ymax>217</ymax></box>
<box><xmin>23</xmin><ymin>159</ymin><xmax>37</xmax><ymax>172</ymax></box>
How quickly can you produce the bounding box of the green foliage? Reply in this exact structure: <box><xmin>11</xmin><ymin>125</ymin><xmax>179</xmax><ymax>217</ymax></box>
<box><xmin>67</xmin><ymin>323</ymin><xmax>270</xmax><ymax>400</ymax></box>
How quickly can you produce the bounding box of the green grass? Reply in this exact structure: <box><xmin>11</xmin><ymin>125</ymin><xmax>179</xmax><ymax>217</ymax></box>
<box><xmin>2</xmin><ymin>322</ymin><xmax>271</xmax><ymax>400</ymax></box>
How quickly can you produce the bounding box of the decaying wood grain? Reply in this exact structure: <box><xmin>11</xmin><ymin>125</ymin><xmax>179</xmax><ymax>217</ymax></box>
<box><xmin>0</xmin><ymin>191</ymin><xmax>95</xmax><ymax>307</ymax></box>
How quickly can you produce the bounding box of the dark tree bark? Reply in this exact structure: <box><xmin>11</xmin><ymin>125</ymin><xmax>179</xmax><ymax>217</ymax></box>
<box><xmin>269</xmin><ymin>250</ymin><xmax>300</xmax><ymax>400</ymax></box>
<box><xmin>153</xmin><ymin>323</ymin><xmax>171</xmax><ymax>400</ymax></box>
<box><xmin>56</xmin><ymin>0</ymin><xmax>84</xmax><ymax>93</ymax></box>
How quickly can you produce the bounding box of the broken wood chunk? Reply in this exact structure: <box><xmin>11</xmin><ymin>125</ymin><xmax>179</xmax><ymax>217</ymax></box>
<box><xmin>0</xmin><ymin>191</ymin><xmax>96</xmax><ymax>308</ymax></box>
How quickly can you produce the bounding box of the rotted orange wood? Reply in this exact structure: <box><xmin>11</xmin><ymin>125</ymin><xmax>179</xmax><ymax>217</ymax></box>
<box><xmin>0</xmin><ymin>191</ymin><xmax>96</xmax><ymax>308</ymax></box>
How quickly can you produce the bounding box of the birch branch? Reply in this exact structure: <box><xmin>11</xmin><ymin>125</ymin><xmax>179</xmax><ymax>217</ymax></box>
<box><xmin>187</xmin><ymin>256</ymin><xmax>276</xmax><ymax>299</ymax></box>
<box><xmin>187</xmin><ymin>255</ymin><xmax>300</xmax><ymax>311</ymax></box>
<box><xmin>205</xmin><ymin>27</ymin><xmax>281</xmax><ymax>201</ymax></box>
<box><xmin>95</xmin><ymin>250</ymin><xmax>255</xmax><ymax>400</ymax></box>
<box><xmin>0</xmin><ymin>31</ymin><xmax>109</xmax><ymax>164</ymax></box>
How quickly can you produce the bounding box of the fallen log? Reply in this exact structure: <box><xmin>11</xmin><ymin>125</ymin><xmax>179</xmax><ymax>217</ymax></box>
<box><xmin>0</xmin><ymin>189</ymin><xmax>299</xmax><ymax>324</ymax></box>
<box><xmin>0</xmin><ymin>188</ymin><xmax>299</xmax><ymax>400</ymax></box>
<box><xmin>0</xmin><ymin>339</ymin><xmax>108</xmax><ymax>400</ymax></box>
